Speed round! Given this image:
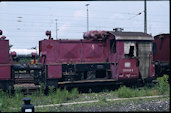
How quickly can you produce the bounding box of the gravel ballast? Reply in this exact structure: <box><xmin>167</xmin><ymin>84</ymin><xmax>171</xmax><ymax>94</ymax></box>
<box><xmin>36</xmin><ymin>96</ymin><xmax>170</xmax><ymax>112</ymax></box>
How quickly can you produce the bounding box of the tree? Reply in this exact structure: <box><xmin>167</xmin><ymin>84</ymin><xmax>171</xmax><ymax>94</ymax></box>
<box><xmin>9</xmin><ymin>44</ymin><xmax>13</xmax><ymax>50</ymax></box>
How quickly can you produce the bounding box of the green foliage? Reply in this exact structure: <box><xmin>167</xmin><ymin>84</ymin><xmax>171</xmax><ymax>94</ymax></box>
<box><xmin>88</xmin><ymin>88</ymin><xmax>92</xmax><ymax>93</ymax></box>
<box><xmin>0</xmin><ymin>86</ymin><xmax>79</xmax><ymax>112</ymax></box>
<box><xmin>42</xmin><ymin>87</ymin><xmax>79</xmax><ymax>104</ymax></box>
<box><xmin>0</xmin><ymin>90</ymin><xmax>8</xmax><ymax>111</ymax></box>
<box><xmin>14</xmin><ymin>57</ymin><xmax>32</xmax><ymax>64</ymax></box>
<box><xmin>0</xmin><ymin>75</ymin><xmax>169</xmax><ymax>112</ymax></box>
<box><xmin>114</xmin><ymin>75</ymin><xmax>170</xmax><ymax>98</ymax></box>
<box><xmin>69</xmin><ymin>88</ymin><xmax>79</xmax><ymax>99</ymax></box>
<box><xmin>114</xmin><ymin>86</ymin><xmax>140</xmax><ymax>98</ymax></box>
<box><xmin>155</xmin><ymin>75</ymin><xmax>170</xmax><ymax>95</ymax></box>
<box><xmin>9</xmin><ymin>44</ymin><xmax>13</xmax><ymax>50</ymax></box>
<box><xmin>0</xmin><ymin>88</ymin><xmax>24</xmax><ymax>112</ymax></box>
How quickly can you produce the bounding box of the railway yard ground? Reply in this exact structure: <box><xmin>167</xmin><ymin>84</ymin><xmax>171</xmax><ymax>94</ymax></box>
<box><xmin>0</xmin><ymin>75</ymin><xmax>170</xmax><ymax>112</ymax></box>
<box><xmin>36</xmin><ymin>95</ymin><xmax>170</xmax><ymax>112</ymax></box>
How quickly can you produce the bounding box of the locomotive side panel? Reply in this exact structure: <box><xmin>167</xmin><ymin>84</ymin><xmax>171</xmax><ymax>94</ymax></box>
<box><xmin>153</xmin><ymin>34</ymin><xmax>170</xmax><ymax>62</ymax></box>
<box><xmin>153</xmin><ymin>34</ymin><xmax>170</xmax><ymax>77</ymax></box>
<box><xmin>39</xmin><ymin>39</ymin><xmax>108</xmax><ymax>64</ymax></box>
<box><xmin>0</xmin><ymin>40</ymin><xmax>11</xmax><ymax>80</ymax></box>
<box><xmin>47</xmin><ymin>64</ymin><xmax>62</xmax><ymax>79</ymax></box>
<box><xmin>0</xmin><ymin>65</ymin><xmax>11</xmax><ymax>80</ymax></box>
<box><xmin>0</xmin><ymin>40</ymin><xmax>9</xmax><ymax>64</ymax></box>
<box><xmin>82</xmin><ymin>41</ymin><xmax>107</xmax><ymax>62</ymax></box>
<box><xmin>39</xmin><ymin>39</ymin><xmax>109</xmax><ymax>80</ymax></box>
<box><xmin>114</xmin><ymin>41</ymin><xmax>139</xmax><ymax>80</ymax></box>
<box><xmin>117</xmin><ymin>58</ymin><xmax>139</xmax><ymax>79</ymax></box>
<box><xmin>58</xmin><ymin>41</ymin><xmax>82</xmax><ymax>63</ymax></box>
<box><xmin>39</xmin><ymin>39</ymin><xmax>58</xmax><ymax>64</ymax></box>
<box><xmin>109</xmin><ymin>41</ymin><xmax>124</xmax><ymax>80</ymax></box>
<box><xmin>0</xmin><ymin>36</ymin><xmax>14</xmax><ymax>90</ymax></box>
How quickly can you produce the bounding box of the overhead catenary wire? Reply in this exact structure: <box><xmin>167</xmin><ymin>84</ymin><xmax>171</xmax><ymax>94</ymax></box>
<box><xmin>0</xmin><ymin>3</ymin><xmax>168</xmax><ymax>17</ymax></box>
<box><xmin>128</xmin><ymin>10</ymin><xmax>144</xmax><ymax>20</ymax></box>
<box><xmin>0</xmin><ymin>11</ymin><xmax>169</xmax><ymax>22</ymax></box>
<box><xmin>0</xmin><ymin>4</ymin><xmax>168</xmax><ymax>32</ymax></box>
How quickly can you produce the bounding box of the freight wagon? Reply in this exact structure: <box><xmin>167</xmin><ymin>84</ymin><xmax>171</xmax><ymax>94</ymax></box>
<box><xmin>153</xmin><ymin>33</ymin><xmax>170</xmax><ymax>77</ymax></box>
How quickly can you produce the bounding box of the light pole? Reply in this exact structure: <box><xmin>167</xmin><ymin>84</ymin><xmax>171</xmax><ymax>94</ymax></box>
<box><xmin>85</xmin><ymin>4</ymin><xmax>89</xmax><ymax>32</ymax></box>
<box><xmin>144</xmin><ymin>0</ymin><xmax>147</xmax><ymax>33</ymax></box>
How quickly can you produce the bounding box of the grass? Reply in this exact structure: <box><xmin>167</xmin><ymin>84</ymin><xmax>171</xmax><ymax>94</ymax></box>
<box><xmin>114</xmin><ymin>75</ymin><xmax>170</xmax><ymax>98</ymax></box>
<box><xmin>0</xmin><ymin>75</ymin><xmax>170</xmax><ymax>112</ymax></box>
<box><xmin>0</xmin><ymin>86</ymin><xmax>79</xmax><ymax>112</ymax></box>
<box><xmin>113</xmin><ymin>85</ymin><xmax>159</xmax><ymax>98</ymax></box>
<box><xmin>155</xmin><ymin>75</ymin><xmax>170</xmax><ymax>95</ymax></box>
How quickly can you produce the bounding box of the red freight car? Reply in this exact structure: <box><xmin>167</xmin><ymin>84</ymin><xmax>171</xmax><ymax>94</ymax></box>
<box><xmin>153</xmin><ymin>33</ymin><xmax>170</xmax><ymax>77</ymax></box>
<box><xmin>34</xmin><ymin>28</ymin><xmax>155</xmax><ymax>88</ymax></box>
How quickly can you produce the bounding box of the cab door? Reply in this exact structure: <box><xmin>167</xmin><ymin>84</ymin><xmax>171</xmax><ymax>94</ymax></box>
<box><xmin>138</xmin><ymin>42</ymin><xmax>152</xmax><ymax>79</ymax></box>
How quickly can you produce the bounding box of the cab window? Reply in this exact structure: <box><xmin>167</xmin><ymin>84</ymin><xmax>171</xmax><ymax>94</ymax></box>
<box><xmin>124</xmin><ymin>41</ymin><xmax>136</xmax><ymax>57</ymax></box>
<box><xmin>110</xmin><ymin>39</ymin><xmax>116</xmax><ymax>53</ymax></box>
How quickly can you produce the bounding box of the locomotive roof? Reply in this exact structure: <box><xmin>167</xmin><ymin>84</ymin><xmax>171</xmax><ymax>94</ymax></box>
<box><xmin>107</xmin><ymin>31</ymin><xmax>154</xmax><ymax>40</ymax></box>
<box><xmin>154</xmin><ymin>33</ymin><xmax>170</xmax><ymax>39</ymax></box>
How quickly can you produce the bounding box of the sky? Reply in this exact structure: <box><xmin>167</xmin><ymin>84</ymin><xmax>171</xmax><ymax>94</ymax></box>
<box><xmin>0</xmin><ymin>1</ymin><xmax>170</xmax><ymax>53</ymax></box>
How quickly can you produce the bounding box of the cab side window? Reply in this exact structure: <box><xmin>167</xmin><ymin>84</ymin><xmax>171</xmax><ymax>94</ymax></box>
<box><xmin>124</xmin><ymin>41</ymin><xmax>136</xmax><ymax>58</ymax></box>
<box><xmin>110</xmin><ymin>39</ymin><xmax>116</xmax><ymax>53</ymax></box>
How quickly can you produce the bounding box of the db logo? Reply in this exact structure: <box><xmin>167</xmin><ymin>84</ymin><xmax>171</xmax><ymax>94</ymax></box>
<box><xmin>92</xmin><ymin>44</ymin><xmax>94</xmax><ymax>50</ymax></box>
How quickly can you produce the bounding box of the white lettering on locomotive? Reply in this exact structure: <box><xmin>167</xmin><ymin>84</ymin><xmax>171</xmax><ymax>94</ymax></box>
<box><xmin>123</xmin><ymin>69</ymin><xmax>133</xmax><ymax>72</ymax></box>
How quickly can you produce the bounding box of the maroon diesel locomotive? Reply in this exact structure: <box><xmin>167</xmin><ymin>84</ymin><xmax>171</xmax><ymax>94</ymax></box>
<box><xmin>35</xmin><ymin>28</ymin><xmax>155</xmax><ymax>88</ymax></box>
<box><xmin>0</xmin><ymin>28</ymin><xmax>156</xmax><ymax>90</ymax></box>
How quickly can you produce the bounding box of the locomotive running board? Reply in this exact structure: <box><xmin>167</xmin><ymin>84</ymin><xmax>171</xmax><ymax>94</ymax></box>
<box><xmin>57</xmin><ymin>79</ymin><xmax>120</xmax><ymax>87</ymax></box>
<box><xmin>58</xmin><ymin>79</ymin><xmax>117</xmax><ymax>85</ymax></box>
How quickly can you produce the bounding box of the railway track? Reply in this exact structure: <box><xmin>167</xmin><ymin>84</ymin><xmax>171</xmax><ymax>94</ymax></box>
<box><xmin>14</xmin><ymin>83</ymin><xmax>40</xmax><ymax>95</ymax></box>
<box><xmin>15</xmin><ymin>78</ymin><xmax>34</xmax><ymax>84</ymax></box>
<box><xmin>13</xmin><ymin>77</ymin><xmax>159</xmax><ymax>95</ymax></box>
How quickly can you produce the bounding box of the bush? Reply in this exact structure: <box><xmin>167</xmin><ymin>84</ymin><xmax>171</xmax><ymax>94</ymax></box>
<box><xmin>47</xmin><ymin>87</ymin><xmax>79</xmax><ymax>104</ymax></box>
<box><xmin>114</xmin><ymin>81</ymin><xmax>165</xmax><ymax>98</ymax></box>
<box><xmin>115</xmin><ymin>85</ymin><xmax>139</xmax><ymax>98</ymax></box>
<box><xmin>156</xmin><ymin>75</ymin><xmax>170</xmax><ymax>95</ymax></box>
<box><xmin>69</xmin><ymin>88</ymin><xmax>79</xmax><ymax>99</ymax></box>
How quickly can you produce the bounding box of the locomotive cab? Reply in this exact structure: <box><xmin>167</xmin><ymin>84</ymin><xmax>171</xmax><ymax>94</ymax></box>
<box><xmin>108</xmin><ymin>30</ymin><xmax>155</xmax><ymax>83</ymax></box>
